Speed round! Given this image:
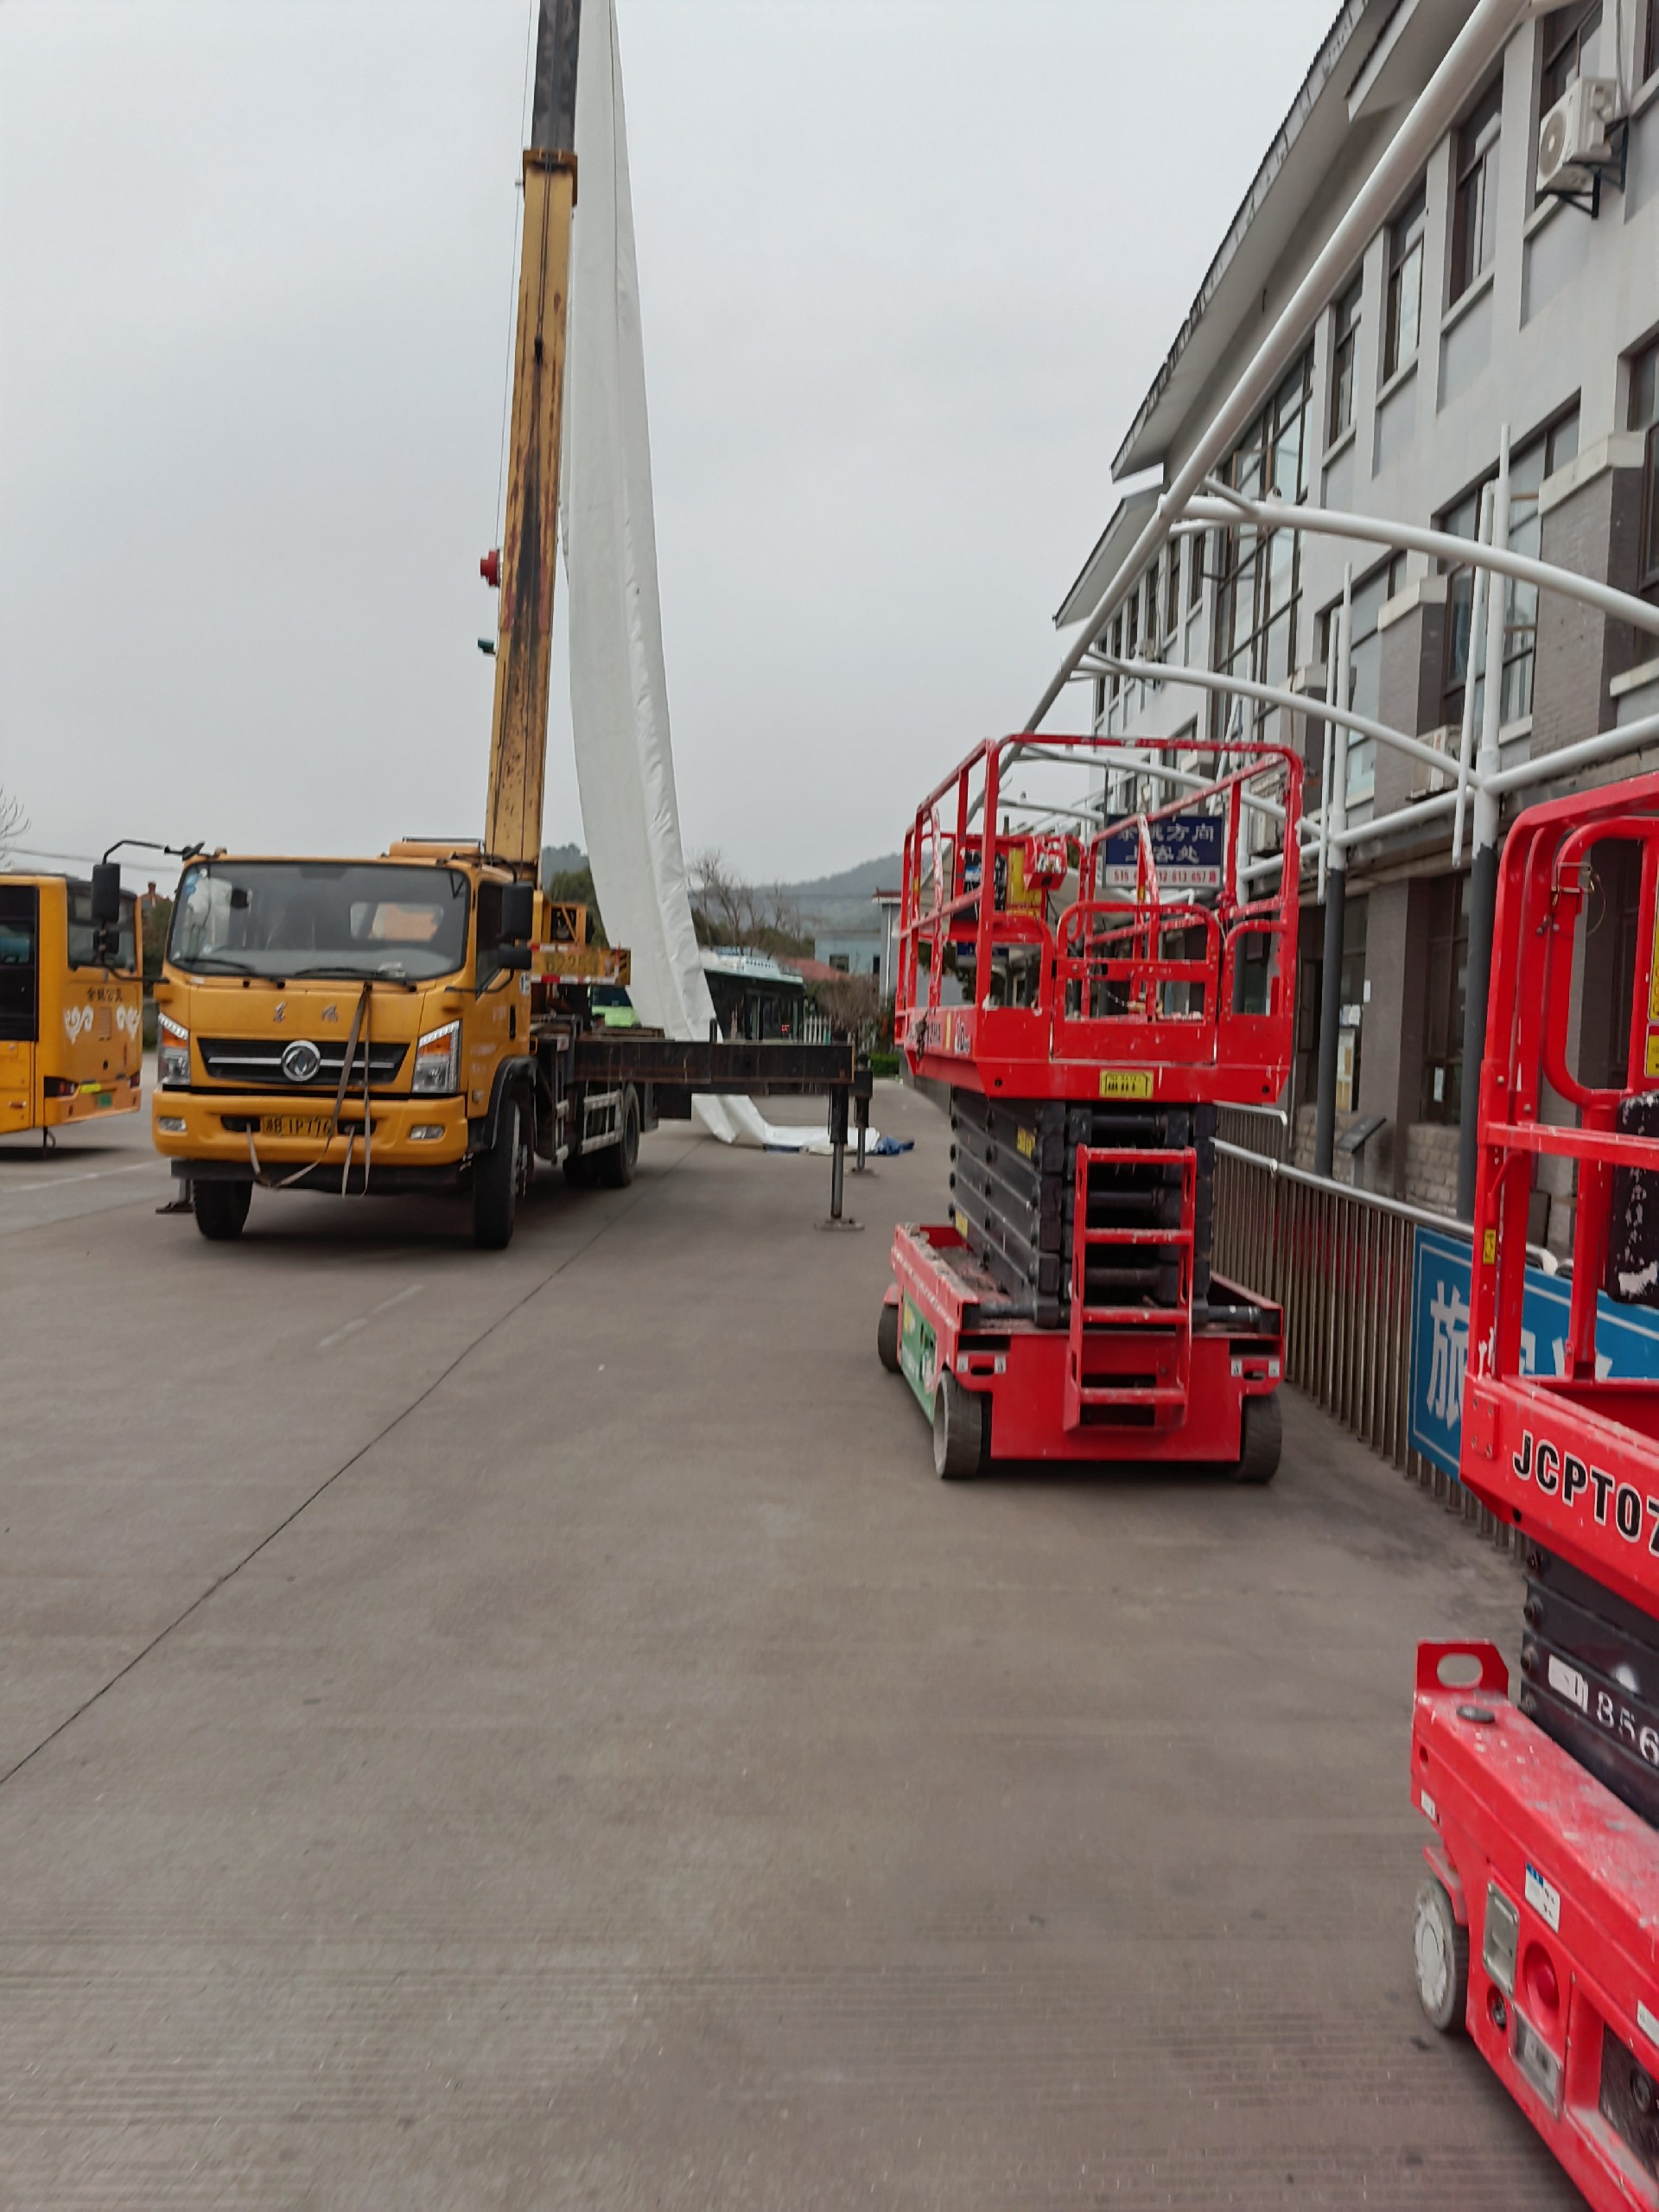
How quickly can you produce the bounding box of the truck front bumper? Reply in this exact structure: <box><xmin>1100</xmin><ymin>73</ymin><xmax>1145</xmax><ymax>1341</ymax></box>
<box><xmin>152</xmin><ymin>1089</ymin><xmax>471</xmax><ymax>1180</ymax></box>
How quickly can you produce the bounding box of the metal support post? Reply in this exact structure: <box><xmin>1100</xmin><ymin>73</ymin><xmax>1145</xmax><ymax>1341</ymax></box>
<box><xmin>1458</xmin><ymin>427</ymin><xmax>1510</xmax><ymax>1221</ymax></box>
<box><xmin>1314</xmin><ymin>573</ymin><xmax>1352</xmax><ymax>1179</ymax></box>
<box><xmin>853</xmin><ymin>1053</ymin><xmax>872</xmax><ymax>1172</ymax></box>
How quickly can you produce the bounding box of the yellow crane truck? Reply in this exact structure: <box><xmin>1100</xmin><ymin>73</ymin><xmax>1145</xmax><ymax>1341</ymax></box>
<box><xmin>149</xmin><ymin>0</ymin><xmax>857</xmax><ymax>1249</ymax></box>
<box><xmin>1</xmin><ymin>869</ymin><xmax>143</xmax><ymax>1147</ymax></box>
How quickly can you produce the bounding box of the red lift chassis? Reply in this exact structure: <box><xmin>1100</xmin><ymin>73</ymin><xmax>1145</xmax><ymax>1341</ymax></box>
<box><xmin>879</xmin><ymin>732</ymin><xmax>1300</xmax><ymax>1478</ymax></box>
<box><xmin>1411</xmin><ymin>771</ymin><xmax>1659</xmax><ymax>2208</ymax></box>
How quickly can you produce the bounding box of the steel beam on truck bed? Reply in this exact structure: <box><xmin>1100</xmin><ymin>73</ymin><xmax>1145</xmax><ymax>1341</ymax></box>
<box><xmin>570</xmin><ymin>1033</ymin><xmax>855</xmax><ymax>1096</ymax></box>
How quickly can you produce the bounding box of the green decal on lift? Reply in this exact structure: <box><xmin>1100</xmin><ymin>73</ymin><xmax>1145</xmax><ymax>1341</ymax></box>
<box><xmin>899</xmin><ymin>1296</ymin><xmax>935</xmax><ymax>1417</ymax></box>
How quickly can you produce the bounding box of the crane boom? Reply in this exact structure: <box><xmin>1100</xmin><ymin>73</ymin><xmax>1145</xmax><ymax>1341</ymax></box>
<box><xmin>483</xmin><ymin>0</ymin><xmax>581</xmax><ymax>875</ymax></box>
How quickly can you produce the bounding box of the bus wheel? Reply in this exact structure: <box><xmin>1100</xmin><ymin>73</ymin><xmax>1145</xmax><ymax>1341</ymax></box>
<box><xmin>474</xmin><ymin>1096</ymin><xmax>525</xmax><ymax>1250</ymax></box>
<box><xmin>598</xmin><ymin>1086</ymin><xmax>639</xmax><ymax>1189</ymax></box>
<box><xmin>194</xmin><ymin>1180</ymin><xmax>251</xmax><ymax>1242</ymax></box>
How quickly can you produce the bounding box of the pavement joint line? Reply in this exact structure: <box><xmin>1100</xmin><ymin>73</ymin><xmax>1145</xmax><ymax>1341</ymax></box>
<box><xmin>316</xmin><ymin>1281</ymin><xmax>426</xmax><ymax>1350</ymax></box>
<box><xmin>0</xmin><ymin>1163</ymin><xmax>157</xmax><ymax>1194</ymax></box>
<box><xmin>0</xmin><ymin>1151</ymin><xmax>693</xmax><ymax>1798</ymax></box>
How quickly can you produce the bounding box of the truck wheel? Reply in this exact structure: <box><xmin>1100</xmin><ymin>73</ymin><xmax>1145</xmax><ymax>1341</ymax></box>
<box><xmin>933</xmin><ymin>1370</ymin><xmax>986</xmax><ymax>1480</ymax></box>
<box><xmin>877</xmin><ymin>1298</ymin><xmax>901</xmax><ymax>1374</ymax></box>
<box><xmin>598</xmin><ymin>1086</ymin><xmax>639</xmax><ymax>1189</ymax></box>
<box><xmin>194</xmin><ymin>1179</ymin><xmax>251</xmax><ymax>1242</ymax></box>
<box><xmin>474</xmin><ymin>1096</ymin><xmax>525</xmax><ymax>1250</ymax></box>
<box><xmin>1230</xmin><ymin>1391</ymin><xmax>1281</xmax><ymax>1484</ymax></box>
<box><xmin>1413</xmin><ymin>1878</ymin><xmax>1468</xmax><ymax>2034</ymax></box>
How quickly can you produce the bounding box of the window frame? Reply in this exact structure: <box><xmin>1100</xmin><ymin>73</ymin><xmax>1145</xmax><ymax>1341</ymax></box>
<box><xmin>1631</xmin><ymin>337</ymin><xmax>1659</xmax><ymax>603</ymax></box>
<box><xmin>1541</xmin><ymin>1</ymin><xmax>1605</xmax><ymax>111</ymax></box>
<box><xmin>1383</xmin><ymin>183</ymin><xmax>1427</xmax><ymax>384</ymax></box>
<box><xmin>1211</xmin><ymin>352</ymin><xmax>1314</xmax><ymax>747</ymax></box>
<box><xmin>1449</xmin><ymin>76</ymin><xmax>1503</xmax><ymax>305</ymax></box>
<box><xmin>1328</xmin><ymin>275</ymin><xmax>1363</xmax><ymax>444</ymax></box>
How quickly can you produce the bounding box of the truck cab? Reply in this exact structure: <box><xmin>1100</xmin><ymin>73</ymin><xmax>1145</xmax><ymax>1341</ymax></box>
<box><xmin>0</xmin><ymin>874</ymin><xmax>143</xmax><ymax>1145</ymax></box>
<box><xmin>150</xmin><ymin>842</ymin><xmax>640</xmax><ymax>1247</ymax></box>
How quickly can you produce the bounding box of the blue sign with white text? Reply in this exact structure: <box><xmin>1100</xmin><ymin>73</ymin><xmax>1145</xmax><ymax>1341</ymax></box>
<box><xmin>1100</xmin><ymin>812</ymin><xmax>1224</xmax><ymax>892</ymax></box>
<box><xmin>1408</xmin><ymin>1226</ymin><xmax>1659</xmax><ymax>1478</ymax></box>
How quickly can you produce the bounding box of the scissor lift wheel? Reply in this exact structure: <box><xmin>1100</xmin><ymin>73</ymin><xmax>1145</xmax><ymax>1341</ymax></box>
<box><xmin>933</xmin><ymin>1371</ymin><xmax>986</xmax><ymax>1481</ymax></box>
<box><xmin>1412</xmin><ymin>1878</ymin><xmax>1468</xmax><ymax>2035</ymax></box>
<box><xmin>877</xmin><ymin>1299</ymin><xmax>900</xmax><ymax>1375</ymax></box>
<box><xmin>1230</xmin><ymin>1393</ymin><xmax>1282</xmax><ymax>1484</ymax></box>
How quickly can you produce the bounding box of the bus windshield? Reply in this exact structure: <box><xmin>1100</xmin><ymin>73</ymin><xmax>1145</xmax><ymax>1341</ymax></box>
<box><xmin>168</xmin><ymin>861</ymin><xmax>471</xmax><ymax>982</ymax></box>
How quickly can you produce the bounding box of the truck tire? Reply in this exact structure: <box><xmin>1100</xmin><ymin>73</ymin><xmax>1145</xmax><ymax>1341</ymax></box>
<box><xmin>1413</xmin><ymin>1878</ymin><xmax>1468</xmax><ymax>2034</ymax></box>
<box><xmin>877</xmin><ymin>1298</ymin><xmax>901</xmax><ymax>1374</ymax></box>
<box><xmin>194</xmin><ymin>1179</ymin><xmax>251</xmax><ymax>1242</ymax></box>
<box><xmin>1230</xmin><ymin>1391</ymin><xmax>1281</xmax><ymax>1484</ymax></box>
<box><xmin>474</xmin><ymin>1094</ymin><xmax>527</xmax><ymax>1250</ymax></box>
<box><xmin>932</xmin><ymin>1370</ymin><xmax>986</xmax><ymax>1480</ymax></box>
<box><xmin>598</xmin><ymin>1085</ymin><xmax>639</xmax><ymax>1189</ymax></box>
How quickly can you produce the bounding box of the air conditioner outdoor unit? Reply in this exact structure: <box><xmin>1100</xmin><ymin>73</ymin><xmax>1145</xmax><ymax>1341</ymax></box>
<box><xmin>1536</xmin><ymin>75</ymin><xmax>1623</xmax><ymax>197</ymax></box>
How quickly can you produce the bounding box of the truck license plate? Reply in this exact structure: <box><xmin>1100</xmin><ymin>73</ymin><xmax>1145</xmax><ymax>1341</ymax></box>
<box><xmin>259</xmin><ymin>1116</ymin><xmax>334</xmax><ymax>1140</ymax></box>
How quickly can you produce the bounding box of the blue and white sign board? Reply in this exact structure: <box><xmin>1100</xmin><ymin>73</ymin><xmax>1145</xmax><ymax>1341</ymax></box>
<box><xmin>1100</xmin><ymin>812</ymin><xmax>1224</xmax><ymax>893</ymax></box>
<box><xmin>1408</xmin><ymin>1225</ymin><xmax>1659</xmax><ymax>1478</ymax></box>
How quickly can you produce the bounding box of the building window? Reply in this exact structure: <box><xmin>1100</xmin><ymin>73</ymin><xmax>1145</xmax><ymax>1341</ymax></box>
<box><xmin>1319</xmin><ymin>556</ymin><xmax>1404</xmax><ymax>816</ymax></box>
<box><xmin>1188</xmin><ymin>531</ymin><xmax>1206</xmax><ymax>610</ymax></box>
<box><xmin>1125</xmin><ymin>586</ymin><xmax>1139</xmax><ymax>662</ymax></box>
<box><xmin>1541</xmin><ymin>2</ymin><xmax>1605</xmax><ymax>110</ymax></box>
<box><xmin>1383</xmin><ymin>184</ymin><xmax>1427</xmax><ymax>382</ymax></box>
<box><xmin>1421</xmin><ymin>875</ymin><xmax>1469</xmax><ymax>1123</ymax></box>
<box><xmin>1450</xmin><ymin>77</ymin><xmax>1503</xmax><ymax>303</ymax></box>
<box><xmin>1329</xmin><ymin>276</ymin><xmax>1363</xmax><ymax>443</ymax></box>
<box><xmin>1213</xmin><ymin>352</ymin><xmax>1313</xmax><ymax>745</ymax></box>
<box><xmin>1144</xmin><ymin>566</ymin><xmax>1161</xmax><ymax>661</ymax></box>
<box><xmin>1647</xmin><ymin>0</ymin><xmax>1658</xmax><ymax>80</ymax></box>
<box><xmin>1441</xmin><ymin>408</ymin><xmax>1580</xmax><ymax>729</ymax></box>
<box><xmin>1632</xmin><ymin>339</ymin><xmax>1659</xmax><ymax>603</ymax></box>
<box><xmin>1165</xmin><ymin>541</ymin><xmax>1183</xmax><ymax>638</ymax></box>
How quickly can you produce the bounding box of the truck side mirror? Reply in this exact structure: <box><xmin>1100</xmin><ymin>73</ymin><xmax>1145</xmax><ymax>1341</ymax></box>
<box><xmin>499</xmin><ymin>881</ymin><xmax>535</xmax><ymax>945</ymax></box>
<box><xmin>91</xmin><ymin>862</ymin><xmax>122</xmax><ymax>928</ymax></box>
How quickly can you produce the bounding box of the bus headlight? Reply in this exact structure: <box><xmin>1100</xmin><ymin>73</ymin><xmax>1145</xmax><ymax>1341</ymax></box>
<box><xmin>157</xmin><ymin>1014</ymin><xmax>191</xmax><ymax>1088</ymax></box>
<box><xmin>412</xmin><ymin>1020</ymin><xmax>461</xmax><ymax>1094</ymax></box>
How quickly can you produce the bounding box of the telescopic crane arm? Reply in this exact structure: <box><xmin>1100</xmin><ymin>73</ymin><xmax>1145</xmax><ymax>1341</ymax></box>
<box><xmin>483</xmin><ymin>0</ymin><xmax>582</xmax><ymax>876</ymax></box>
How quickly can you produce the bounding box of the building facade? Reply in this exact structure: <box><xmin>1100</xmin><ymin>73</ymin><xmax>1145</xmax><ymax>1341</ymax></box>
<box><xmin>1056</xmin><ymin>0</ymin><xmax>1659</xmax><ymax>1237</ymax></box>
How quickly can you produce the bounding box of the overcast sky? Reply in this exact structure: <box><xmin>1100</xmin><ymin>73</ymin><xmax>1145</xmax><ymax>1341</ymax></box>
<box><xmin>2</xmin><ymin>0</ymin><xmax>1338</xmax><ymax>888</ymax></box>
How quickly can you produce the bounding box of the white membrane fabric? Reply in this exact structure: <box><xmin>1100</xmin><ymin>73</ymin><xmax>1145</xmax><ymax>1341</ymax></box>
<box><xmin>563</xmin><ymin>1</ymin><xmax>859</xmax><ymax>1152</ymax></box>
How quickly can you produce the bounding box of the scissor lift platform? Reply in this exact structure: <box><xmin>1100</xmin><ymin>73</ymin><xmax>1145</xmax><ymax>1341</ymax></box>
<box><xmin>879</xmin><ymin>732</ymin><xmax>1299</xmax><ymax>1476</ymax></box>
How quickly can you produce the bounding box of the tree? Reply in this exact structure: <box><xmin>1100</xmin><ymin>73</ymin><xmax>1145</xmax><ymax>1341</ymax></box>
<box><xmin>688</xmin><ymin>850</ymin><xmax>811</xmax><ymax>958</ymax></box>
<box><xmin>0</xmin><ymin>787</ymin><xmax>27</xmax><ymax>866</ymax></box>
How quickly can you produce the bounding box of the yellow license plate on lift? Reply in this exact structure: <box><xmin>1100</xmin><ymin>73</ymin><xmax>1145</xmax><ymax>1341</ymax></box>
<box><xmin>258</xmin><ymin>1115</ymin><xmax>336</xmax><ymax>1140</ymax></box>
<box><xmin>1098</xmin><ymin>1069</ymin><xmax>1154</xmax><ymax>1100</ymax></box>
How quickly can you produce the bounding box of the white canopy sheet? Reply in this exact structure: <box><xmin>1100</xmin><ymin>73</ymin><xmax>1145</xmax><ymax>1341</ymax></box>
<box><xmin>562</xmin><ymin>1</ymin><xmax>857</xmax><ymax>1153</ymax></box>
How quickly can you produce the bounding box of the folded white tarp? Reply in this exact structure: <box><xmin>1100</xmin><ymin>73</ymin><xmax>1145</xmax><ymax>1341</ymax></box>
<box><xmin>562</xmin><ymin>1</ymin><xmax>862</xmax><ymax>1153</ymax></box>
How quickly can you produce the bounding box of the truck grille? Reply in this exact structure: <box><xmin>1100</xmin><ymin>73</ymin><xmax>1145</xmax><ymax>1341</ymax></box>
<box><xmin>198</xmin><ymin>1037</ymin><xmax>409</xmax><ymax>1090</ymax></box>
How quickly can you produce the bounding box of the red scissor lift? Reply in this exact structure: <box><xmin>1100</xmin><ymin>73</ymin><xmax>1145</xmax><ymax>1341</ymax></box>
<box><xmin>1411</xmin><ymin>773</ymin><xmax>1659</xmax><ymax>2207</ymax></box>
<box><xmin>878</xmin><ymin>732</ymin><xmax>1301</xmax><ymax>1478</ymax></box>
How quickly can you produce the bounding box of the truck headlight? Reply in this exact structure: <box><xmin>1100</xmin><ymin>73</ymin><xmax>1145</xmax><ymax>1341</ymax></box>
<box><xmin>157</xmin><ymin>1013</ymin><xmax>191</xmax><ymax>1088</ymax></box>
<box><xmin>412</xmin><ymin>1020</ymin><xmax>461</xmax><ymax>1094</ymax></box>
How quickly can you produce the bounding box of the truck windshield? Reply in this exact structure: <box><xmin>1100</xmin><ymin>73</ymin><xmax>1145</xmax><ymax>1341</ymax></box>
<box><xmin>168</xmin><ymin>861</ymin><xmax>470</xmax><ymax>981</ymax></box>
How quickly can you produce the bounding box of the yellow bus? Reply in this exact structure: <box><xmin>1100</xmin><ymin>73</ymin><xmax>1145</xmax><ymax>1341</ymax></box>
<box><xmin>0</xmin><ymin>872</ymin><xmax>144</xmax><ymax>1147</ymax></box>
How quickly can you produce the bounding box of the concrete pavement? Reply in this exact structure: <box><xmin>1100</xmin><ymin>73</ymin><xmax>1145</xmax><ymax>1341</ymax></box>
<box><xmin>0</xmin><ymin>1085</ymin><xmax>1577</xmax><ymax>2207</ymax></box>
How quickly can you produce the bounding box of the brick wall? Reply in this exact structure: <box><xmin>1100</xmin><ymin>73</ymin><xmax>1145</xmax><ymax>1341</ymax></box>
<box><xmin>1404</xmin><ymin>1122</ymin><xmax>1459</xmax><ymax>1214</ymax></box>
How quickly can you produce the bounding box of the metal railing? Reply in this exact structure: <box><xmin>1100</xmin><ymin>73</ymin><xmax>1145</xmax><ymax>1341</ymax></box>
<box><xmin>1212</xmin><ymin>1141</ymin><xmax>1512</xmax><ymax>1548</ymax></box>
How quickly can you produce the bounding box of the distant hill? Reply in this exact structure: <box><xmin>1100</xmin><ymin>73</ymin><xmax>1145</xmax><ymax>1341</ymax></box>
<box><xmin>541</xmin><ymin>846</ymin><xmax>903</xmax><ymax>939</ymax></box>
<box><xmin>777</xmin><ymin>854</ymin><xmax>903</xmax><ymax>935</ymax></box>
